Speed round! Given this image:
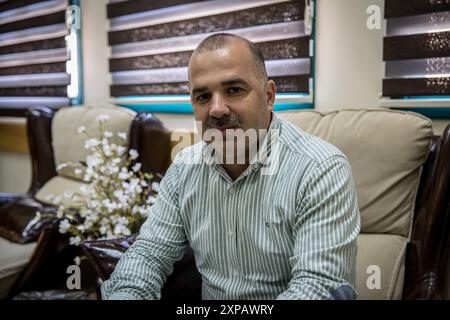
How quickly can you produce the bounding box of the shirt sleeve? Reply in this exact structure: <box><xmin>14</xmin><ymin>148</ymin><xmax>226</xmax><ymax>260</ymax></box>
<box><xmin>101</xmin><ymin>154</ymin><xmax>188</xmax><ymax>300</ymax></box>
<box><xmin>277</xmin><ymin>155</ymin><xmax>361</xmax><ymax>300</ymax></box>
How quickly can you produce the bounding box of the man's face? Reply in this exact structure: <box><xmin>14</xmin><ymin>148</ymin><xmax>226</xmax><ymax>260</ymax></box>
<box><xmin>188</xmin><ymin>40</ymin><xmax>276</xmax><ymax>142</ymax></box>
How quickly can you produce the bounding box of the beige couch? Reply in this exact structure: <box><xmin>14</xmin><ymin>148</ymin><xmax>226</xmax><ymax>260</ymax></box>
<box><xmin>279</xmin><ymin>108</ymin><xmax>444</xmax><ymax>299</ymax></box>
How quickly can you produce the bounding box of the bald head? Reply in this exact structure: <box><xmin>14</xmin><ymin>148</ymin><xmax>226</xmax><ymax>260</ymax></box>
<box><xmin>189</xmin><ymin>33</ymin><xmax>268</xmax><ymax>85</ymax></box>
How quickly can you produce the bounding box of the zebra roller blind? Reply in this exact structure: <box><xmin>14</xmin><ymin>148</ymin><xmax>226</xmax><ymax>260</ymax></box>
<box><xmin>383</xmin><ymin>0</ymin><xmax>450</xmax><ymax>98</ymax></box>
<box><xmin>0</xmin><ymin>0</ymin><xmax>80</xmax><ymax>116</ymax></box>
<box><xmin>107</xmin><ymin>0</ymin><xmax>314</xmax><ymax>112</ymax></box>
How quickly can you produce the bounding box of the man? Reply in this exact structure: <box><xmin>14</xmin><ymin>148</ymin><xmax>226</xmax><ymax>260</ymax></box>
<box><xmin>102</xmin><ymin>34</ymin><xmax>361</xmax><ymax>300</ymax></box>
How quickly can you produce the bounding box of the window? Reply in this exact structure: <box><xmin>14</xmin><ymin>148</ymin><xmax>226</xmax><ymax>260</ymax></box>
<box><xmin>381</xmin><ymin>0</ymin><xmax>450</xmax><ymax>118</ymax></box>
<box><xmin>0</xmin><ymin>0</ymin><xmax>83</xmax><ymax>117</ymax></box>
<box><xmin>107</xmin><ymin>0</ymin><xmax>315</xmax><ymax>113</ymax></box>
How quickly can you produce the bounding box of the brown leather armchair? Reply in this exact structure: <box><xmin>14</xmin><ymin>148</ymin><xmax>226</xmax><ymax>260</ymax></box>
<box><xmin>81</xmin><ymin>110</ymin><xmax>450</xmax><ymax>300</ymax></box>
<box><xmin>0</xmin><ymin>105</ymin><xmax>171</xmax><ymax>299</ymax></box>
<box><xmin>405</xmin><ymin>124</ymin><xmax>450</xmax><ymax>299</ymax></box>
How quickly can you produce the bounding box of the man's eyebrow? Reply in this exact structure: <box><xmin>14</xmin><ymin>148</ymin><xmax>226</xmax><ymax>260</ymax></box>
<box><xmin>191</xmin><ymin>86</ymin><xmax>208</xmax><ymax>95</ymax></box>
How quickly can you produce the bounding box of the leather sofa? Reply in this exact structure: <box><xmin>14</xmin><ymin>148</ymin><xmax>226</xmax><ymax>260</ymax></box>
<box><xmin>0</xmin><ymin>105</ymin><xmax>171</xmax><ymax>299</ymax></box>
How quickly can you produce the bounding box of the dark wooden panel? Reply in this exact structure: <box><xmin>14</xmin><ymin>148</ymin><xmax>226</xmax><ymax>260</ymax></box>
<box><xmin>109</xmin><ymin>37</ymin><xmax>310</xmax><ymax>72</ymax></box>
<box><xmin>110</xmin><ymin>75</ymin><xmax>309</xmax><ymax>96</ymax></box>
<box><xmin>0</xmin><ymin>86</ymin><xmax>67</xmax><ymax>97</ymax></box>
<box><xmin>0</xmin><ymin>62</ymin><xmax>66</xmax><ymax>76</ymax></box>
<box><xmin>0</xmin><ymin>0</ymin><xmax>46</xmax><ymax>13</ymax></box>
<box><xmin>383</xmin><ymin>77</ymin><xmax>450</xmax><ymax>97</ymax></box>
<box><xmin>0</xmin><ymin>37</ymin><xmax>66</xmax><ymax>55</ymax></box>
<box><xmin>385</xmin><ymin>0</ymin><xmax>450</xmax><ymax>19</ymax></box>
<box><xmin>0</xmin><ymin>11</ymin><xmax>65</xmax><ymax>34</ymax></box>
<box><xmin>384</xmin><ymin>32</ymin><xmax>450</xmax><ymax>61</ymax></box>
<box><xmin>107</xmin><ymin>0</ymin><xmax>201</xmax><ymax>18</ymax></box>
<box><xmin>0</xmin><ymin>108</ymin><xmax>28</xmax><ymax>117</ymax></box>
<box><xmin>109</xmin><ymin>1</ymin><xmax>303</xmax><ymax>45</ymax></box>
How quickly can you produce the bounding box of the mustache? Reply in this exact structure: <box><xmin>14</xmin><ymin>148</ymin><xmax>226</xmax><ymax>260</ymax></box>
<box><xmin>206</xmin><ymin>116</ymin><xmax>241</xmax><ymax>129</ymax></box>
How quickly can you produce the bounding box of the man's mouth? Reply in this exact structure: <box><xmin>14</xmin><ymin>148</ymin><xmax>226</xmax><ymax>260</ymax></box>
<box><xmin>218</xmin><ymin>126</ymin><xmax>238</xmax><ymax>133</ymax></box>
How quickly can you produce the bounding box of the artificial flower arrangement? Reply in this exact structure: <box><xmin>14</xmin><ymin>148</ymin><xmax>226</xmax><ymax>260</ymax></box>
<box><xmin>48</xmin><ymin>114</ymin><xmax>159</xmax><ymax>246</ymax></box>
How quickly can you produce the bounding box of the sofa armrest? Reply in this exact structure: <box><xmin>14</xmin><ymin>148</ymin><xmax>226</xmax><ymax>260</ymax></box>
<box><xmin>81</xmin><ymin>236</ymin><xmax>202</xmax><ymax>300</ymax></box>
<box><xmin>0</xmin><ymin>192</ymin><xmax>26</xmax><ymax>206</ymax></box>
<box><xmin>404</xmin><ymin>124</ymin><xmax>450</xmax><ymax>299</ymax></box>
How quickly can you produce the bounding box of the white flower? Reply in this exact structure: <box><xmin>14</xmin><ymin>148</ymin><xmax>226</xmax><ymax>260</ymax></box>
<box><xmin>108</xmin><ymin>165</ymin><xmax>119</xmax><ymax>174</ymax></box>
<box><xmin>63</xmin><ymin>190</ymin><xmax>74</xmax><ymax>199</ymax></box>
<box><xmin>147</xmin><ymin>195</ymin><xmax>157</xmax><ymax>205</ymax></box>
<box><xmin>117</xmin><ymin>146</ymin><xmax>126</xmax><ymax>156</ymax></box>
<box><xmin>84</xmin><ymin>138</ymin><xmax>100</xmax><ymax>149</ymax></box>
<box><xmin>99</xmin><ymin>225</ymin><xmax>109</xmax><ymax>235</ymax></box>
<box><xmin>118</xmin><ymin>132</ymin><xmax>127</xmax><ymax>140</ymax></box>
<box><xmin>90</xmin><ymin>200</ymin><xmax>100</xmax><ymax>208</ymax></box>
<box><xmin>59</xmin><ymin>219</ymin><xmax>71</xmax><ymax>234</ymax></box>
<box><xmin>69</xmin><ymin>236</ymin><xmax>81</xmax><ymax>246</ymax></box>
<box><xmin>55</xmin><ymin>121</ymin><xmax>160</xmax><ymax>244</ymax></box>
<box><xmin>86</xmin><ymin>154</ymin><xmax>102</xmax><ymax>168</ymax></box>
<box><xmin>114</xmin><ymin>224</ymin><xmax>131</xmax><ymax>236</ymax></box>
<box><xmin>129</xmin><ymin>149</ymin><xmax>138</xmax><ymax>160</ymax></box>
<box><xmin>77</xmin><ymin>126</ymin><xmax>86</xmax><ymax>134</ymax></box>
<box><xmin>118</xmin><ymin>170</ymin><xmax>130</xmax><ymax>180</ymax></box>
<box><xmin>113</xmin><ymin>190</ymin><xmax>126</xmax><ymax>202</ymax></box>
<box><xmin>103</xmin><ymin>144</ymin><xmax>112</xmax><ymax>156</ymax></box>
<box><xmin>151</xmin><ymin>182</ymin><xmax>160</xmax><ymax>193</ymax></box>
<box><xmin>139</xmin><ymin>206</ymin><xmax>148</xmax><ymax>216</ymax></box>
<box><xmin>132</xmin><ymin>162</ymin><xmax>141</xmax><ymax>172</ymax></box>
<box><xmin>56</xmin><ymin>163</ymin><xmax>68</xmax><ymax>171</ymax></box>
<box><xmin>96</xmin><ymin>114</ymin><xmax>110</xmax><ymax>122</ymax></box>
<box><xmin>73</xmin><ymin>256</ymin><xmax>81</xmax><ymax>265</ymax></box>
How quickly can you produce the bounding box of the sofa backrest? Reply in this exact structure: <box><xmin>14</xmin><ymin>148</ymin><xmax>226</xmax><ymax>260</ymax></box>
<box><xmin>35</xmin><ymin>105</ymin><xmax>136</xmax><ymax>207</ymax></box>
<box><xmin>279</xmin><ymin>109</ymin><xmax>433</xmax><ymax>299</ymax></box>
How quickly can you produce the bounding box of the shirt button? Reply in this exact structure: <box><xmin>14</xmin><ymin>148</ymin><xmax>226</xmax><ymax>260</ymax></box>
<box><xmin>227</xmin><ymin>231</ymin><xmax>234</xmax><ymax>237</ymax></box>
<box><xmin>229</xmin><ymin>187</ymin><xmax>235</xmax><ymax>193</ymax></box>
<box><xmin>232</xmin><ymin>270</ymin><xmax>239</xmax><ymax>277</ymax></box>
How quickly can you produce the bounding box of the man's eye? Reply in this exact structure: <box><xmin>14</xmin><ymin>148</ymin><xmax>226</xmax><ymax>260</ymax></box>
<box><xmin>196</xmin><ymin>94</ymin><xmax>209</xmax><ymax>103</ymax></box>
<box><xmin>228</xmin><ymin>87</ymin><xmax>242</xmax><ymax>94</ymax></box>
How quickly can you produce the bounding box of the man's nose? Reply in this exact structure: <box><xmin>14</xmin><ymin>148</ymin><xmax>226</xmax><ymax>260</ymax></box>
<box><xmin>209</xmin><ymin>94</ymin><xmax>230</xmax><ymax>118</ymax></box>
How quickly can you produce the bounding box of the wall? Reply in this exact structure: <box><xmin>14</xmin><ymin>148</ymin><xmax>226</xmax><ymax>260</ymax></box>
<box><xmin>81</xmin><ymin>0</ymin><xmax>110</xmax><ymax>106</ymax></box>
<box><xmin>0</xmin><ymin>117</ymin><xmax>30</xmax><ymax>192</ymax></box>
<box><xmin>315</xmin><ymin>0</ymin><xmax>384</xmax><ymax>110</ymax></box>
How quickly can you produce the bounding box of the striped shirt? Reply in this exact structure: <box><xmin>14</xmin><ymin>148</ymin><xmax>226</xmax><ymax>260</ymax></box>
<box><xmin>101</xmin><ymin>113</ymin><xmax>361</xmax><ymax>300</ymax></box>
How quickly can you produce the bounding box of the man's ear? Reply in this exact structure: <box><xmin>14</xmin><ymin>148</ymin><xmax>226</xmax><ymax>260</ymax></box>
<box><xmin>265</xmin><ymin>80</ymin><xmax>276</xmax><ymax>111</ymax></box>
